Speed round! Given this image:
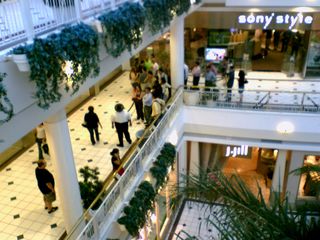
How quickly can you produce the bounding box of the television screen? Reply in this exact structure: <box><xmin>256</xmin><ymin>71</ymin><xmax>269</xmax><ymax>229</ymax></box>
<box><xmin>205</xmin><ymin>48</ymin><xmax>227</xmax><ymax>62</ymax></box>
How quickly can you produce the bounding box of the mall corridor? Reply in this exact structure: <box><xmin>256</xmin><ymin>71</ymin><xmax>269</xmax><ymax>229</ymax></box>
<box><xmin>0</xmin><ymin>71</ymin><xmax>319</xmax><ymax>240</ymax></box>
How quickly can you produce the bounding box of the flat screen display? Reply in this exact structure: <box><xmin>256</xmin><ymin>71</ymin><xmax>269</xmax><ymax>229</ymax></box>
<box><xmin>205</xmin><ymin>48</ymin><xmax>227</xmax><ymax>62</ymax></box>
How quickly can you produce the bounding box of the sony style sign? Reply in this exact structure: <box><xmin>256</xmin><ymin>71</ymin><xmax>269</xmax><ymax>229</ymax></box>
<box><xmin>238</xmin><ymin>13</ymin><xmax>313</xmax><ymax>29</ymax></box>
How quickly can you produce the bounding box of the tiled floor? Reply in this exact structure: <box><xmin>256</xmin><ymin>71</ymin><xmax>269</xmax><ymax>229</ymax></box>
<box><xmin>171</xmin><ymin>201</ymin><xmax>219</xmax><ymax>240</ymax></box>
<box><xmin>0</xmin><ymin>71</ymin><xmax>145</xmax><ymax>240</ymax></box>
<box><xmin>0</xmin><ymin>71</ymin><xmax>319</xmax><ymax>240</ymax></box>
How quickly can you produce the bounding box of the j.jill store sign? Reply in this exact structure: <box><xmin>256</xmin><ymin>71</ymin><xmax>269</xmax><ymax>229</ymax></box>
<box><xmin>237</xmin><ymin>13</ymin><xmax>313</xmax><ymax>30</ymax></box>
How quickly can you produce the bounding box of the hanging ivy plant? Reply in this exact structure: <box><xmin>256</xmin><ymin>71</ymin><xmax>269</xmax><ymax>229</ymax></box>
<box><xmin>60</xmin><ymin>23</ymin><xmax>100</xmax><ymax>93</ymax></box>
<box><xmin>150</xmin><ymin>142</ymin><xmax>176</xmax><ymax>190</ymax></box>
<box><xmin>169</xmin><ymin>0</ymin><xmax>191</xmax><ymax>16</ymax></box>
<box><xmin>0</xmin><ymin>72</ymin><xmax>14</xmax><ymax>124</ymax></box>
<box><xmin>98</xmin><ymin>2</ymin><xmax>145</xmax><ymax>57</ymax></box>
<box><xmin>26</xmin><ymin>36</ymin><xmax>65</xmax><ymax>109</ymax></box>
<box><xmin>143</xmin><ymin>0</ymin><xmax>173</xmax><ymax>34</ymax></box>
<box><xmin>117</xmin><ymin>181</ymin><xmax>156</xmax><ymax>237</ymax></box>
<box><xmin>13</xmin><ymin>23</ymin><xmax>100</xmax><ymax>109</ymax></box>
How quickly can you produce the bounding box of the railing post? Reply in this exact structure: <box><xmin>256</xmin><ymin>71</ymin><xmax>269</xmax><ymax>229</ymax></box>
<box><xmin>74</xmin><ymin>0</ymin><xmax>82</xmax><ymax>21</ymax></box>
<box><xmin>20</xmin><ymin>0</ymin><xmax>35</xmax><ymax>41</ymax></box>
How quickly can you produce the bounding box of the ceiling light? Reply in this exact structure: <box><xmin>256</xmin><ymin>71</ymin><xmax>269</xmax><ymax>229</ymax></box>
<box><xmin>276</xmin><ymin>121</ymin><xmax>295</xmax><ymax>134</ymax></box>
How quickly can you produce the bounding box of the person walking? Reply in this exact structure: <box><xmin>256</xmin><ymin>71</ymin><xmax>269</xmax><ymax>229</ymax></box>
<box><xmin>35</xmin><ymin>123</ymin><xmax>48</xmax><ymax>160</ymax></box>
<box><xmin>35</xmin><ymin>160</ymin><xmax>58</xmax><ymax>214</ymax></box>
<box><xmin>84</xmin><ymin>106</ymin><xmax>102</xmax><ymax>145</ymax></box>
<box><xmin>111</xmin><ymin>103</ymin><xmax>132</xmax><ymax>147</ymax></box>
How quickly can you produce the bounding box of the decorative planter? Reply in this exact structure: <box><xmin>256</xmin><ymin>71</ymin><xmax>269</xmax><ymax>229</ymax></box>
<box><xmin>93</xmin><ymin>20</ymin><xmax>103</xmax><ymax>33</ymax></box>
<box><xmin>12</xmin><ymin>54</ymin><xmax>30</xmax><ymax>72</ymax></box>
<box><xmin>183</xmin><ymin>90</ymin><xmax>199</xmax><ymax>105</ymax></box>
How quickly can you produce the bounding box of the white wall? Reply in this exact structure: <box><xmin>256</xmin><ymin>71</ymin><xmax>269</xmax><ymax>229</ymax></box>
<box><xmin>183</xmin><ymin>106</ymin><xmax>320</xmax><ymax>151</ymax></box>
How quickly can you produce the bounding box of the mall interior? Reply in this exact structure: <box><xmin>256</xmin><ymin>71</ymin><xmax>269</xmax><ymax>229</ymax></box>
<box><xmin>0</xmin><ymin>0</ymin><xmax>320</xmax><ymax>239</ymax></box>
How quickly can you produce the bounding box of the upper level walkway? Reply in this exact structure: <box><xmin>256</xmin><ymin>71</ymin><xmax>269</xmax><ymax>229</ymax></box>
<box><xmin>0</xmin><ymin>71</ymin><xmax>319</xmax><ymax>240</ymax></box>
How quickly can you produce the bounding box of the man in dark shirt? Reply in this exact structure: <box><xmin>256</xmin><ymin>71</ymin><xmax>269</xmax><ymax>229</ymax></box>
<box><xmin>84</xmin><ymin>106</ymin><xmax>102</xmax><ymax>145</ymax></box>
<box><xmin>35</xmin><ymin>160</ymin><xmax>58</xmax><ymax>214</ymax></box>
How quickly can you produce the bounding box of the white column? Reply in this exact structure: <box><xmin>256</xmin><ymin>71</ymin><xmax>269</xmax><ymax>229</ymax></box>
<box><xmin>190</xmin><ymin>141</ymin><xmax>200</xmax><ymax>176</ymax></box>
<box><xmin>271</xmin><ymin>150</ymin><xmax>287</xmax><ymax>193</ymax></box>
<box><xmin>20</xmin><ymin>0</ymin><xmax>35</xmax><ymax>41</ymax></box>
<box><xmin>170</xmin><ymin>15</ymin><xmax>185</xmax><ymax>91</ymax></box>
<box><xmin>178</xmin><ymin>141</ymin><xmax>187</xmax><ymax>187</ymax></box>
<box><xmin>155</xmin><ymin>201</ymin><xmax>160</xmax><ymax>240</ymax></box>
<box><xmin>44</xmin><ymin>110</ymin><xmax>83</xmax><ymax>233</ymax></box>
<box><xmin>286</xmin><ymin>151</ymin><xmax>305</xmax><ymax>204</ymax></box>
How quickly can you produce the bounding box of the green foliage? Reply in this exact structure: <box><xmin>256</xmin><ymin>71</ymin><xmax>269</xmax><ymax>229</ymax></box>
<box><xmin>117</xmin><ymin>181</ymin><xmax>155</xmax><ymax>237</ymax></box>
<box><xmin>0</xmin><ymin>72</ymin><xmax>14</xmax><ymax>124</ymax></box>
<box><xmin>143</xmin><ymin>0</ymin><xmax>191</xmax><ymax>34</ymax></box>
<box><xmin>13</xmin><ymin>23</ymin><xmax>100</xmax><ymax>109</ymax></box>
<box><xmin>150</xmin><ymin>142</ymin><xmax>176</xmax><ymax>190</ymax></box>
<box><xmin>98</xmin><ymin>2</ymin><xmax>145</xmax><ymax>57</ymax></box>
<box><xmin>78</xmin><ymin>166</ymin><xmax>103</xmax><ymax>210</ymax></box>
<box><xmin>176</xmin><ymin>168</ymin><xmax>320</xmax><ymax>240</ymax></box>
<box><xmin>60</xmin><ymin>23</ymin><xmax>100</xmax><ymax>93</ymax></box>
<box><xmin>143</xmin><ymin>0</ymin><xmax>173</xmax><ymax>34</ymax></box>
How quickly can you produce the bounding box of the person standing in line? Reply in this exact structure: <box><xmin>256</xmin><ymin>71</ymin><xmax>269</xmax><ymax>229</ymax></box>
<box><xmin>84</xmin><ymin>106</ymin><xmax>102</xmax><ymax>145</ymax></box>
<box><xmin>129</xmin><ymin>67</ymin><xmax>139</xmax><ymax>88</ymax></box>
<box><xmin>143</xmin><ymin>87</ymin><xmax>153</xmax><ymax>126</ymax></box>
<box><xmin>151</xmin><ymin>91</ymin><xmax>165</xmax><ymax>122</ymax></box>
<box><xmin>152</xmin><ymin>54</ymin><xmax>159</xmax><ymax>75</ymax></box>
<box><xmin>132</xmin><ymin>84</ymin><xmax>144</xmax><ymax>122</ymax></box>
<box><xmin>184</xmin><ymin>63</ymin><xmax>189</xmax><ymax>86</ymax></box>
<box><xmin>191</xmin><ymin>61</ymin><xmax>201</xmax><ymax>87</ymax></box>
<box><xmin>238</xmin><ymin>70</ymin><xmax>246</xmax><ymax>102</ymax></box>
<box><xmin>35</xmin><ymin>160</ymin><xmax>58</xmax><ymax>214</ymax></box>
<box><xmin>204</xmin><ymin>65</ymin><xmax>216</xmax><ymax>88</ymax></box>
<box><xmin>36</xmin><ymin>123</ymin><xmax>48</xmax><ymax>160</ymax></box>
<box><xmin>227</xmin><ymin>65</ymin><xmax>235</xmax><ymax>101</ymax></box>
<box><xmin>161</xmin><ymin>77</ymin><xmax>171</xmax><ymax>102</ymax></box>
<box><xmin>111</xmin><ymin>103</ymin><xmax>132</xmax><ymax>147</ymax></box>
<box><xmin>139</xmin><ymin>66</ymin><xmax>148</xmax><ymax>91</ymax></box>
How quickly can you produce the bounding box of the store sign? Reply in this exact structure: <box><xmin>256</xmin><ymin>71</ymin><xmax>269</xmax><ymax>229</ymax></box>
<box><xmin>238</xmin><ymin>13</ymin><xmax>313</xmax><ymax>29</ymax></box>
<box><xmin>225</xmin><ymin>145</ymin><xmax>249</xmax><ymax>158</ymax></box>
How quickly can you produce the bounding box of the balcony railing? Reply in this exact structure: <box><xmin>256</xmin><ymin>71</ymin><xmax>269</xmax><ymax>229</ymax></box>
<box><xmin>0</xmin><ymin>0</ymin><xmax>134</xmax><ymax>50</ymax></box>
<box><xmin>183</xmin><ymin>86</ymin><xmax>320</xmax><ymax>113</ymax></box>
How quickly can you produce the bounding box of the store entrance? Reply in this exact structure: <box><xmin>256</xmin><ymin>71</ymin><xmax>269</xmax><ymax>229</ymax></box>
<box><xmin>184</xmin><ymin>28</ymin><xmax>309</xmax><ymax>74</ymax></box>
<box><xmin>247</xmin><ymin>29</ymin><xmax>309</xmax><ymax>72</ymax></box>
<box><xmin>198</xmin><ymin>143</ymin><xmax>279</xmax><ymax>203</ymax></box>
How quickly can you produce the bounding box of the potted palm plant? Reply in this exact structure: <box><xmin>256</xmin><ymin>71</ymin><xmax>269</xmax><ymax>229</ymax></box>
<box><xmin>78</xmin><ymin>166</ymin><xmax>103</xmax><ymax>210</ymax></box>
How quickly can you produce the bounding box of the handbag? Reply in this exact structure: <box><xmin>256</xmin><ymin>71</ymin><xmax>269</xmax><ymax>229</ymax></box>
<box><xmin>114</xmin><ymin>167</ymin><xmax>125</xmax><ymax>180</ymax></box>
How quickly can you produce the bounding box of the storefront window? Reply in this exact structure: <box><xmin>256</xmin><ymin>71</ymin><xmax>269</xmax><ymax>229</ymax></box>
<box><xmin>298</xmin><ymin>155</ymin><xmax>320</xmax><ymax>199</ymax></box>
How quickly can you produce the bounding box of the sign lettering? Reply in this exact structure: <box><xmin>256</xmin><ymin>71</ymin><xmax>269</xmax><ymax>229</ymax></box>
<box><xmin>238</xmin><ymin>13</ymin><xmax>313</xmax><ymax>29</ymax></box>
